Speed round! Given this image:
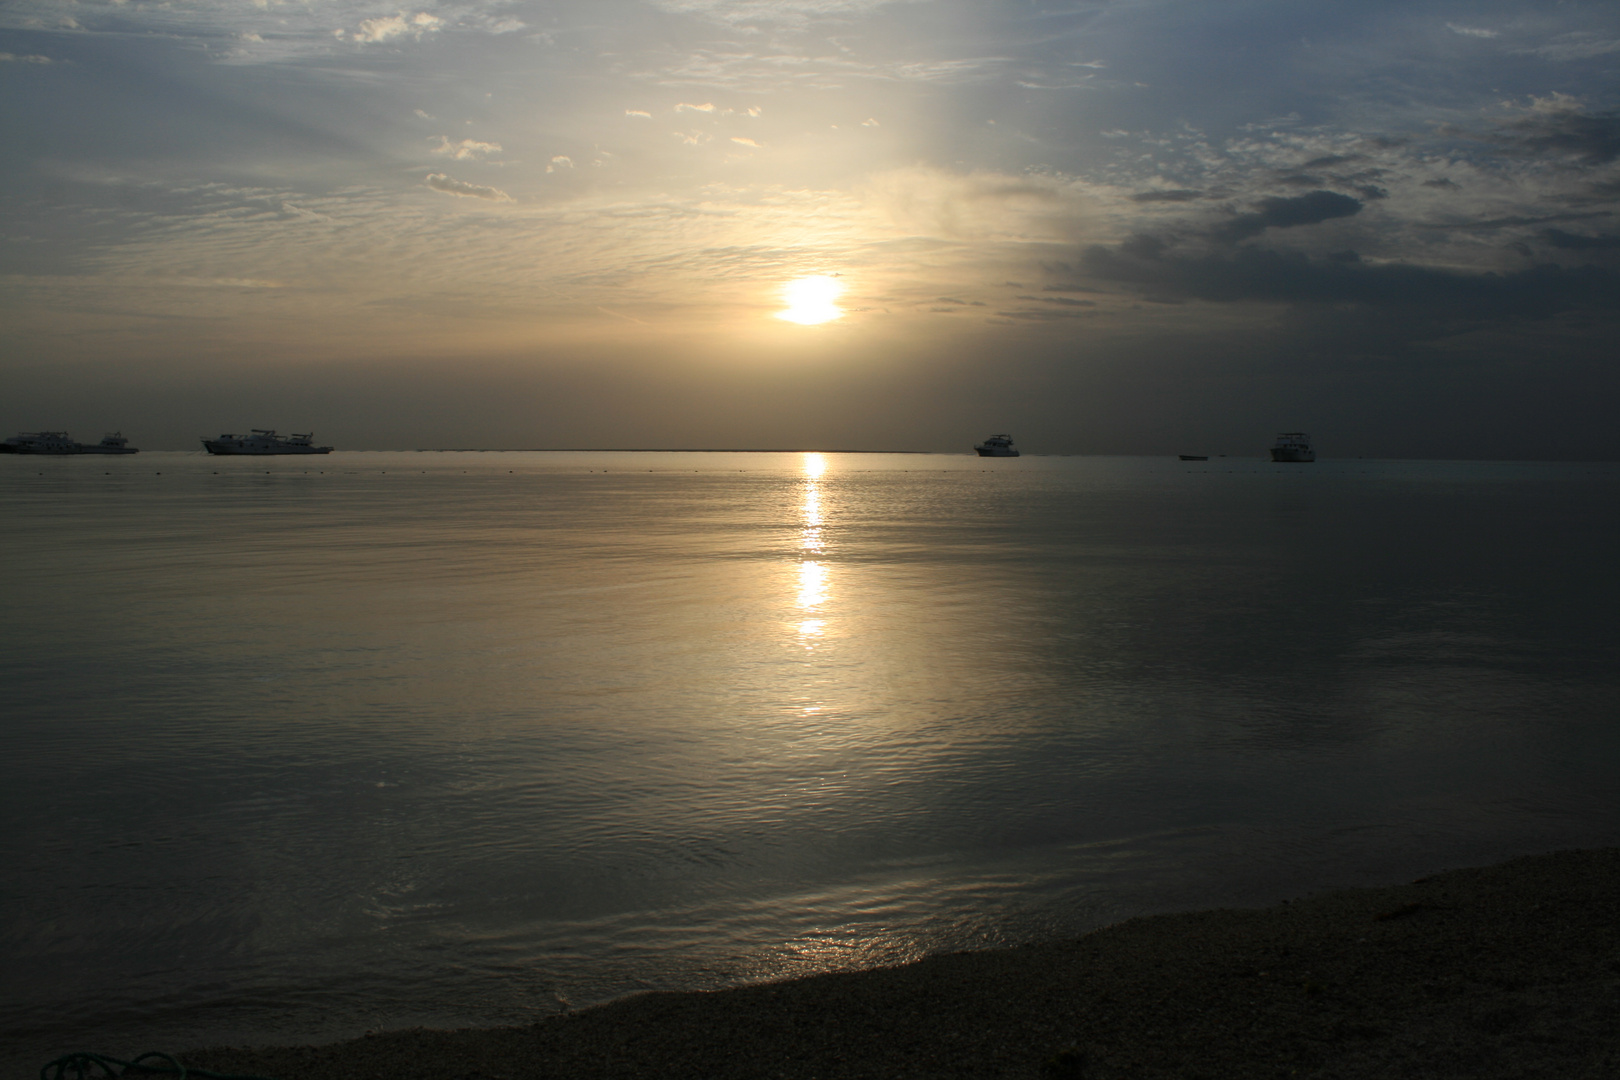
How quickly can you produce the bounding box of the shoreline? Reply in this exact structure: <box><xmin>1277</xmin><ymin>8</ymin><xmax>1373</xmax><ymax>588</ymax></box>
<box><xmin>176</xmin><ymin>847</ymin><xmax>1619</xmax><ymax>1080</ymax></box>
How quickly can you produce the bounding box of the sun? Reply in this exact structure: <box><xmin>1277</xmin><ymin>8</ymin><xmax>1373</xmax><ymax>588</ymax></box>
<box><xmin>777</xmin><ymin>275</ymin><xmax>844</xmax><ymax>325</ymax></box>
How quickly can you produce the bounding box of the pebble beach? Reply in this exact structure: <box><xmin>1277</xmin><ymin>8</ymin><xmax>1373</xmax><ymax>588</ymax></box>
<box><xmin>172</xmin><ymin>848</ymin><xmax>1619</xmax><ymax>1080</ymax></box>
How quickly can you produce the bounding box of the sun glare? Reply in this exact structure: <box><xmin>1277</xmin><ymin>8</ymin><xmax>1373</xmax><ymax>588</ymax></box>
<box><xmin>777</xmin><ymin>275</ymin><xmax>844</xmax><ymax>325</ymax></box>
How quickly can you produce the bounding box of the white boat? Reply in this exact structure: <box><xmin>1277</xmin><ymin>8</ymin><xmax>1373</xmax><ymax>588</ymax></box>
<box><xmin>974</xmin><ymin>434</ymin><xmax>1020</xmax><ymax>457</ymax></box>
<box><xmin>203</xmin><ymin>429</ymin><xmax>333</xmax><ymax>455</ymax></box>
<box><xmin>0</xmin><ymin>431</ymin><xmax>139</xmax><ymax>455</ymax></box>
<box><xmin>1270</xmin><ymin>432</ymin><xmax>1315</xmax><ymax>462</ymax></box>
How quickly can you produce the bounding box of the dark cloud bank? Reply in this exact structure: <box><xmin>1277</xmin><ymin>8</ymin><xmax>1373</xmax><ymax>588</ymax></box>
<box><xmin>1047</xmin><ymin>177</ymin><xmax>1620</xmax><ymax>460</ymax></box>
<box><xmin>1084</xmin><ymin>239</ymin><xmax>1619</xmax><ymax>323</ymax></box>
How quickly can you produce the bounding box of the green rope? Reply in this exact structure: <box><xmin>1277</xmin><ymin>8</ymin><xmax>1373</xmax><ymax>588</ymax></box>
<box><xmin>39</xmin><ymin>1051</ymin><xmax>279</xmax><ymax>1080</ymax></box>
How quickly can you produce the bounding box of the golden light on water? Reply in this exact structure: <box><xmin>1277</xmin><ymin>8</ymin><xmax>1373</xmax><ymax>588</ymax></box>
<box><xmin>801</xmin><ymin>453</ymin><xmax>826</xmax><ymax>553</ymax></box>
<box><xmin>797</xmin><ymin>561</ymin><xmax>828</xmax><ymax>609</ymax></box>
<box><xmin>795</xmin><ymin>452</ymin><xmax>831</xmax><ymax>645</ymax></box>
<box><xmin>777</xmin><ymin>275</ymin><xmax>844</xmax><ymax>325</ymax></box>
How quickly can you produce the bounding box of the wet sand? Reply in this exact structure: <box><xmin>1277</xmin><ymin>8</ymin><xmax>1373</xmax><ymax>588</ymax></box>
<box><xmin>172</xmin><ymin>848</ymin><xmax>1619</xmax><ymax>1078</ymax></box>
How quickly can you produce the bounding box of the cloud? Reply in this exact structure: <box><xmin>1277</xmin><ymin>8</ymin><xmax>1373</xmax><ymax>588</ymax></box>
<box><xmin>676</xmin><ymin>102</ymin><xmax>718</xmax><ymax>113</ymax></box>
<box><xmin>0</xmin><ymin>52</ymin><xmax>54</xmax><ymax>63</ymax></box>
<box><xmin>415</xmin><ymin>109</ymin><xmax>434</xmax><ymax>120</ymax></box>
<box><xmin>352</xmin><ymin>12</ymin><xmax>443</xmax><ymax>44</ymax></box>
<box><xmin>1446</xmin><ymin>24</ymin><xmax>1499</xmax><ymax>39</ymax></box>
<box><xmin>894</xmin><ymin>57</ymin><xmax>1006</xmax><ymax>83</ymax></box>
<box><xmin>646</xmin><ymin>0</ymin><xmax>900</xmax><ymax>30</ymax></box>
<box><xmin>730</xmin><ymin>137</ymin><xmax>762</xmax><ymax>148</ymax></box>
<box><xmin>625</xmin><ymin>110</ymin><xmax>653</xmax><ymax>119</ymax></box>
<box><xmin>432</xmin><ymin>137</ymin><xmax>501</xmax><ymax>161</ymax></box>
<box><xmin>1485</xmin><ymin>94</ymin><xmax>1620</xmax><ymax>165</ymax></box>
<box><xmin>1525</xmin><ymin>35</ymin><xmax>1620</xmax><ymax>62</ymax></box>
<box><xmin>1130</xmin><ymin>189</ymin><xmax>1202</xmax><ymax>203</ymax></box>
<box><xmin>425</xmin><ymin>174</ymin><xmax>511</xmax><ymax>201</ymax></box>
<box><xmin>640</xmin><ymin>43</ymin><xmax>905</xmax><ymax>94</ymax></box>
<box><xmin>862</xmin><ymin>166</ymin><xmax>1099</xmax><ymax>242</ymax></box>
<box><xmin>1541</xmin><ymin>228</ymin><xmax>1620</xmax><ymax>251</ymax></box>
<box><xmin>1081</xmin><ymin>241</ymin><xmax>1620</xmax><ymax>323</ymax></box>
<box><xmin>1212</xmin><ymin>190</ymin><xmax>1363</xmax><ymax>243</ymax></box>
<box><xmin>673</xmin><ymin>131</ymin><xmax>709</xmax><ymax>146</ymax></box>
<box><xmin>546</xmin><ymin>156</ymin><xmax>574</xmax><ymax>173</ymax></box>
<box><xmin>1016</xmin><ymin>295</ymin><xmax>1094</xmax><ymax>306</ymax></box>
<box><xmin>1417</xmin><ymin>211</ymin><xmax>1611</xmax><ymax>233</ymax></box>
<box><xmin>995</xmin><ymin>306</ymin><xmax>1095</xmax><ymax>321</ymax></box>
<box><xmin>861</xmin><ymin>118</ymin><xmax>880</xmax><ymax>127</ymax></box>
<box><xmin>169</xmin><ymin>276</ymin><xmax>286</xmax><ymax>290</ymax></box>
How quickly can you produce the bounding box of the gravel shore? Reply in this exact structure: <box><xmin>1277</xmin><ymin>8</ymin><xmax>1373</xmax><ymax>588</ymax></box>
<box><xmin>168</xmin><ymin>848</ymin><xmax>1620</xmax><ymax>1078</ymax></box>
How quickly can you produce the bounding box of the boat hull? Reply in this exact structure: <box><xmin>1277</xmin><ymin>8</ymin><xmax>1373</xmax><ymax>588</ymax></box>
<box><xmin>4</xmin><ymin>431</ymin><xmax>139</xmax><ymax>454</ymax></box>
<box><xmin>0</xmin><ymin>445</ymin><xmax>83</xmax><ymax>455</ymax></box>
<box><xmin>975</xmin><ymin>447</ymin><xmax>1019</xmax><ymax>457</ymax></box>
<box><xmin>204</xmin><ymin>442</ymin><xmax>332</xmax><ymax>455</ymax></box>
<box><xmin>1270</xmin><ymin>449</ymin><xmax>1315</xmax><ymax>462</ymax></box>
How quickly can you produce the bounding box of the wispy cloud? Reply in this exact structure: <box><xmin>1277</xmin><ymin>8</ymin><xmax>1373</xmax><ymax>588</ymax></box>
<box><xmin>425</xmin><ymin>174</ymin><xmax>511</xmax><ymax>201</ymax></box>
<box><xmin>546</xmin><ymin>156</ymin><xmax>574</xmax><ymax>173</ymax></box>
<box><xmin>1526</xmin><ymin>34</ymin><xmax>1620</xmax><ymax>61</ymax></box>
<box><xmin>0</xmin><ymin>52</ymin><xmax>54</xmax><ymax>64</ymax></box>
<box><xmin>625</xmin><ymin>110</ymin><xmax>653</xmax><ymax>119</ymax></box>
<box><xmin>1477</xmin><ymin>93</ymin><xmax>1620</xmax><ymax>165</ymax></box>
<box><xmin>676</xmin><ymin>102</ymin><xmax>718</xmax><ymax>113</ymax></box>
<box><xmin>894</xmin><ymin>57</ymin><xmax>1007</xmax><ymax>83</ymax></box>
<box><xmin>730</xmin><ymin>137</ymin><xmax>762</xmax><ymax>148</ymax></box>
<box><xmin>646</xmin><ymin>0</ymin><xmax>907</xmax><ymax>30</ymax></box>
<box><xmin>1446</xmin><ymin>24</ymin><xmax>1499</xmax><ymax>39</ymax></box>
<box><xmin>348</xmin><ymin>12</ymin><xmax>443</xmax><ymax>45</ymax></box>
<box><xmin>169</xmin><ymin>276</ymin><xmax>287</xmax><ymax>289</ymax></box>
<box><xmin>432</xmin><ymin>137</ymin><xmax>501</xmax><ymax>161</ymax></box>
<box><xmin>862</xmin><ymin>166</ymin><xmax>1101</xmax><ymax>243</ymax></box>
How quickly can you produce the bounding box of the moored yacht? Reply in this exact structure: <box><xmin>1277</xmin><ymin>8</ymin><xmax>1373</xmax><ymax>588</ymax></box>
<box><xmin>974</xmin><ymin>434</ymin><xmax>1020</xmax><ymax>457</ymax></box>
<box><xmin>1270</xmin><ymin>432</ymin><xmax>1315</xmax><ymax>462</ymax></box>
<box><xmin>203</xmin><ymin>430</ymin><xmax>333</xmax><ymax>455</ymax></box>
<box><xmin>79</xmin><ymin>432</ymin><xmax>140</xmax><ymax>455</ymax></box>
<box><xmin>1</xmin><ymin>431</ymin><xmax>139</xmax><ymax>454</ymax></box>
<box><xmin>1</xmin><ymin>431</ymin><xmax>81</xmax><ymax>455</ymax></box>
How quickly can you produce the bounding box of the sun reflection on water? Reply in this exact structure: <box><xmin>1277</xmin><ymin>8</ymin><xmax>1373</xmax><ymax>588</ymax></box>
<box><xmin>795</xmin><ymin>452</ymin><xmax>830</xmax><ymax>648</ymax></box>
<box><xmin>797</xmin><ymin>561</ymin><xmax>828</xmax><ymax>610</ymax></box>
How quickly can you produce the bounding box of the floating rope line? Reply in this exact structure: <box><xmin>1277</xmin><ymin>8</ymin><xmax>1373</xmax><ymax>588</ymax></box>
<box><xmin>39</xmin><ymin>1051</ymin><xmax>278</xmax><ymax>1080</ymax></box>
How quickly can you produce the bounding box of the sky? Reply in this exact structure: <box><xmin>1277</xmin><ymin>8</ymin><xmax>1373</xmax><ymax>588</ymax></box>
<box><xmin>3</xmin><ymin>0</ymin><xmax>1618</xmax><ymax>456</ymax></box>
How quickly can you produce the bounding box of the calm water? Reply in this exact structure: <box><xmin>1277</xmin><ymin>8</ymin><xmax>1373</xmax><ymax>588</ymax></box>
<box><xmin>4</xmin><ymin>451</ymin><xmax>1619</xmax><ymax>1065</ymax></box>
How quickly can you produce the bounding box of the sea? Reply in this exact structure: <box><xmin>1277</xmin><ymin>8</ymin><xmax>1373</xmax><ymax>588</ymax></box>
<box><xmin>3</xmin><ymin>450</ymin><xmax>1618</xmax><ymax>1068</ymax></box>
